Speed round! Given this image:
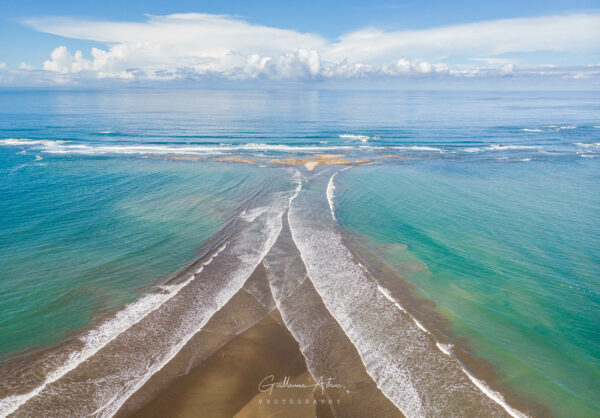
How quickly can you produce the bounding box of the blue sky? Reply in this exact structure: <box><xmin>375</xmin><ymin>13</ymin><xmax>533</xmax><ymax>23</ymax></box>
<box><xmin>1</xmin><ymin>0</ymin><xmax>599</xmax><ymax>86</ymax></box>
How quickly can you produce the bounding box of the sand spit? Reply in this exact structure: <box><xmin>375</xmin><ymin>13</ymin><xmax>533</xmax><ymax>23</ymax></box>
<box><xmin>212</xmin><ymin>156</ymin><xmax>258</xmax><ymax>164</ymax></box>
<box><xmin>269</xmin><ymin>154</ymin><xmax>371</xmax><ymax>171</ymax></box>
<box><xmin>160</xmin><ymin>153</ymin><xmax>377</xmax><ymax>171</ymax></box>
<box><xmin>378</xmin><ymin>154</ymin><xmax>407</xmax><ymax>159</ymax></box>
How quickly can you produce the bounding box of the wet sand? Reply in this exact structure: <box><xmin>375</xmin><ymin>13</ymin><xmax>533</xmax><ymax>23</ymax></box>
<box><xmin>130</xmin><ymin>311</ymin><xmax>334</xmax><ymax>418</ymax></box>
<box><xmin>201</xmin><ymin>153</ymin><xmax>373</xmax><ymax>171</ymax></box>
<box><xmin>268</xmin><ymin>154</ymin><xmax>371</xmax><ymax>171</ymax></box>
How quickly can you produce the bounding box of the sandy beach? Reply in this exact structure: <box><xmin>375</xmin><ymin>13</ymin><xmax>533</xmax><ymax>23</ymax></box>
<box><xmin>129</xmin><ymin>311</ymin><xmax>333</xmax><ymax>418</ymax></box>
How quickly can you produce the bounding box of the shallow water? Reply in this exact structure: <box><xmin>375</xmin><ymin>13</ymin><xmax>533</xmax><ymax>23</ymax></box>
<box><xmin>0</xmin><ymin>88</ymin><xmax>598</xmax><ymax>417</ymax></box>
<box><xmin>334</xmin><ymin>160</ymin><xmax>600</xmax><ymax>417</ymax></box>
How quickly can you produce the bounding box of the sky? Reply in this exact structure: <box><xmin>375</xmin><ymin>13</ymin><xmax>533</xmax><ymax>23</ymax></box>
<box><xmin>0</xmin><ymin>0</ymin><xmax>599</xmax><ymax>87</ymax></box>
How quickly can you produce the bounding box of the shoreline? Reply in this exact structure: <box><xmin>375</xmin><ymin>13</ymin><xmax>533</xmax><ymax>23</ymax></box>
<box><xmin>167</xmin><ymin>152</ymin><xmax>379</xmax><ymax>171</ymax></box>
<box><xmin>339</xmin><ymin>230</ymin><xmax>552</xmax><ymax>417</ymax></box>
<box><xmin>128</xmin><ymin>311</ymin><xmax>334</xmax><ymax>418</ymax></box>
<box><xmin>0</xmin><ymin>160</ymin><xmax>547</xmax><ymax>417</ymax></box>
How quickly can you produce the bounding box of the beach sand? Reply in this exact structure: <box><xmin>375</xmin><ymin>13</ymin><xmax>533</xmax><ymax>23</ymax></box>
<box><xmin>268</xmin><ymin>154</ymin><xmax>371</xmax><ymax>171</ymax></box>
<box><xmin>129</xmin><ymin>311</ymin><xmax>334</xmax><ymax>418</ymax></box>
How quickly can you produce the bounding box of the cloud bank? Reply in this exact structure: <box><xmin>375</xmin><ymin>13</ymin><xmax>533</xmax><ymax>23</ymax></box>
<box><xmin>6</xmin><ymin>12</ymin><xmax>600</xmax><ymax>84</ymax></box>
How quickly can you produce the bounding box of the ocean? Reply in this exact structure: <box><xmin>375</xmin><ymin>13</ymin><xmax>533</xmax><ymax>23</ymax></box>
<box><xmin>0</xmin><ymin>88</ymin><xmax>598</xmax><ymax>417</ymax></box>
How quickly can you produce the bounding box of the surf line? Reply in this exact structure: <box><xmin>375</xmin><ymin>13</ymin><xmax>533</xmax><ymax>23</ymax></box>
<box><xmin>0</xmin><ymin>243</ymin><xmax>229</xmax><ymax>418</ymax></box>
<box><xmin>368</xmin><ymin>255</ymin><xmax>530</xmax><ymax>417</ymax></box>
<box><xmin>326</xmin><ymin>178</ymin><xmax>529</xmax><ymax>418</ymax></box>
<box><xmin>287</xmin><ymin>204</ymin><xmax>426</xmax><ymax>416</ymax></box>
<box><xmin>92</xmin><ymin>174</ymin><xmax>303</xmax><ymax>417</ymax></box>
<box><xmin>326</xmin><ymin>167</ymin><xmax>352</xmax><ymax>221</ymax></box>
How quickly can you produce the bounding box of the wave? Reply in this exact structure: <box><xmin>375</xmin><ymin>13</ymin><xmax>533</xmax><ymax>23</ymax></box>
<box><xmin>521</xmin><ymin>126</ymin><xmax>577</xmax><ymax>132</ymax></box>
<box><xmin>1</xmin><ymin>138</ymin><xmax>454</xmax><ymax>157</ymax></box>
<box><xmin>262</xmin><ymin>210</ymin><xmax>405</xmax><ymax>416</ymax></box>
<box><xmin>289</xmin><ymin>181</ymin><xmax>426</xmax><ymax>416</ymax></box>
<box><xmin>0</xmin><ymin>138</ymin><xmax>69</xmax><ymax>146</ymax></box>
<box><xmin>435</xmin><ymin>342</ymin><xmax>453</xmax><ymax>356</ymax></box>
<box><xmin>574</xmin><ymin>142</ymin><xmax>600</xmax><ymax>149</ymax></box>
<box><xmin>1</xmin><ymin>138</ymin><xmax>362</xmax><ymax>155</ymax></box>
<box><xmin>92</xmin><ymin>131</ymin><xmax>118</xmax><ymax>135</ymax></box>
<box><xmin>392</xmin><ymin>145</ymin><xmax>442</xmax><ymax>151</ymax></box>
<box><xmin>0</xmin><ymin>173</ymin><xmax>302</xmax><ymax>417</ymax></box>
<box><xmin>462</xmin><ymin>369</ymin><xmax>528</xmax><ymax>418</ymax></box>
<box><xmin>0</xmin><ymin>243</ymin><xmax>228</xmax><ymax>417</ymax></box>
<box><xmin>339</xmin><ymin>134</ymin><xmax>370</xmax><ymax>142</ymax></box>
<box><xmin>239</xmin><ymin>206</ymin><xmax>269</xmax><ymax>222</ymax></box>
<box><xmin>94</xmin><ymin>179</ymin><xmax>300</xmax><ymax>417</ymax></box>
<box><xmin>326</xmin><ymin>168</ymin><xmax>351</xmax><ymax>221</ymax></box>
<box><xmin>288</xmin><ymin>172</ymin><xmax>530</xmax><ymax>418</ymax></box>
<box><xmin>488</xmin><ymin>144</ymin><xmax>540</xmax><ymax>150</ymax></box>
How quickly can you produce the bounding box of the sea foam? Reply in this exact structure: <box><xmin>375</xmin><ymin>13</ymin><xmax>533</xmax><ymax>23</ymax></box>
<box><xmin>0</xmin><ymin>243</ymin><xmax>228</xmax><ymax>417</ymax></box>
<box><xmin>288</xmin><ymin>172</ymin><xmax>530</xmax><ymax>418</ymax></box>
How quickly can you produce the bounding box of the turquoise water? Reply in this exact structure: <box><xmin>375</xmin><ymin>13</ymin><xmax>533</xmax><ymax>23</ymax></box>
<box><xmin>0</xmin><ymin>154</ymin><xmax>271</xmax><ymax>358</ymax></box>
<box><xmin>0</xmin><ymin>89</ymin><xmax>598</xmax><ymax>416</ymax></box>
<box><xmin>335</xmin><ymin>160</ymin><xmax>600</xmax><ymax>416</ymax></box>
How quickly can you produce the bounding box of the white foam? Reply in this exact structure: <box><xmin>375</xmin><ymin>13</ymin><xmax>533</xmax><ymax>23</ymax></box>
<box><xmin>0</xmin><ymin>139</ymin><xmax>360</xmax><ymax>156</ymax></box>
<box><xmin>462</xmin><ymin>370</ymin><xmax>529</xmax><ymax>418</ymax></box>
<box><xmin>326</xmin><ymin>168</ymin><xmax>350</xmax><ymax>222</ymax></box>
<box><xmin>373</xmin><ymin>279</ymin><xmax>528</xmax><ymax>417</ymax></box>
<box><xmin>326</xmin><ymin>173</ymin><xmax>338</xmax><ymax>221</ymax></box>
<box><xmin>0</xmin><ymin>243</ymin><xmax>228</xmax><ymax>417</ymax></box>
<box><xmin>289</xmin><ymin>198</ymin><xmax>426</xmax><ymax>416</ymax></box>
<box><xmin>339</xmin><ymin>134</ymin><xmax>370</xmax><ymax>142</ymax></box>
<box><xmin>393</xmin><ymin>146</ymin><xmax>442</xmax><ymax>151</ymax></box>
<box><xmin>288</xmin><ymin>177</ymin><xmax>530</xmax><ymax>418</ymax></box>
<box><xmin>93</xmin><ymin>178</ymin><xmax>301</xmax><ymax>417</ymax></box>
<box><xmin>521</xmin><ymin>129</ymin><xmax>543</xmax><ymax>132</ymax></box>
<box><xmin>574</xmin><ymin>142</ymin><xmax>600</xmax><ymax>149</ymax></box>
<box><xmin>240</xmin><ymin>207</ymin><xmax>269</xmax><ymax>222</ymax></box>
<box><xmin>0</xmin><ymin>138</ymin><xmax>456</xmax><ymax>157</ymax></box>
<box><xmin>488</xmin><ymin>145</ymin><xmax>539</xmax><ymax>150</ymax></box>
<box><xmin>436</xmin><ymin>343</ymin><xmax>453</xmax><ymax>355</ymax></box>
<box><xmin>376</xmin><ymin>284</ymin><xmax>407</xmax><ymax>313</ymax></box>
<box><xmin>464</xmin><ymin>147</ymin><xmax>481</xmax><ymax>153</ymax></box>
<box><xmin>0</xmin><ymin>138</ymin><xmax>68</xmax><ymax>146</ymax></box>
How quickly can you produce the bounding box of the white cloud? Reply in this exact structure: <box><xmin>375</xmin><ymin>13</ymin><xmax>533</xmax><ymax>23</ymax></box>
<box><xmin>499</xmin><ymin>63</ymin><xmax>516</xmax><ymax>75</ymax></box>
<box><xmin>18</xmin><ymin>62</ymin><xmax>34</xmax><ymax>70</ymax></box>
<box><xmin>43</xmin><ymin>46</ymin><xmax>92</xmax><ymax>73</ymax></box>
<box><xmin>329</xmin><ymin>14</ymin><xmax>600</xmax><ymax>63</ymax></box>
<box><xmin>0</xmin><ymin>62</ymin><xmax>6</xmax><ymax>70</ymax></box>
<box><xmin>19</xmin><ymin>12</ymin><xmax>600</xmax><ymax>82</ymax></box>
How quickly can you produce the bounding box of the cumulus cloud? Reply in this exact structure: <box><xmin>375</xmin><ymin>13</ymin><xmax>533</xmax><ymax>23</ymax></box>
<box><xmin>43</xmin><ymin>46</ymin><xmax>92</xmax><ymax>73</ymax></box>
<box><xmin>19</xmin><ymin>12</ymin><xmax>600</xmax><ymax>82</ymax></box>
<box><xmin>499</xmin><ymin>63</ymin><xmax>516</xmax><ymax>75</ymax></box>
